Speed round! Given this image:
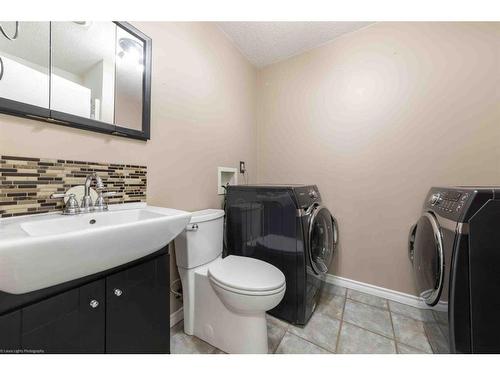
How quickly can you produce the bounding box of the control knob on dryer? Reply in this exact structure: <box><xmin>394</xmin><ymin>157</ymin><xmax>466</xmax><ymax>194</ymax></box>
<box><xmin>309</xmin><ymin>189</ymin><xmax>318</xmax><ymax>199</ymax></box>
<box><xmin>429</xmin><ymin>193</ymin><xmax>443</xmax><ymax>206</ymax></box>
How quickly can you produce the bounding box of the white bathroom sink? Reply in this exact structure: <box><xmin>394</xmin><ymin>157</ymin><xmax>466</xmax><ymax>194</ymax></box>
<box><xmin>0</xmin><ymin>203</ymin><xmax>191</xmax><ymax>294</ymax></box>
<box><xmin>20</xmin><ymin>209</ymin><xmax>167</xmax><ymax>237</ymax></box>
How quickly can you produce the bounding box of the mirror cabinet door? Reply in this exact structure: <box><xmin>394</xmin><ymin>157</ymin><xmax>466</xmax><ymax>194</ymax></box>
<box><xmin>0</xmin><ymin>22</ymin><xmax>50</xmax><ymax>110</ymax></box>
<box><xmin>50</xmin><ymin>22</ymin><xmax>117</xmax><ymax>123</ymax></box>
<box><xmin>114</xmin><ymin>24</ymin><xmax>145</xmax><ymax>132</ymax></box>
<box><xmin>0</xmin><ymin>21</ymin><xmax>150</xmax><ymax>139</ymax></box>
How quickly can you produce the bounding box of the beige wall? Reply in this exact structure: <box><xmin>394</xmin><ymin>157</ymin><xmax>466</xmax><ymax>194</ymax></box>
<box><xmin>257</xmin><ymin>22</ymin><xmax>500</xmax><ymax>295</ymax></box>
<box><xmin>0</xmin><ymin>22</ymin><xmax>258</xmax><ymax>312</ymax></box>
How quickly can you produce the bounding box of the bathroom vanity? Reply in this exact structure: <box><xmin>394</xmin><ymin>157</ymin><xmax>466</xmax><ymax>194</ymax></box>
<box><xmin>0</xmin><ymin>202</ymin><xmax>192</xmax><ymax>354</ymax></box>
<box><xmin>0</xmin><ymin>249</ymin><xmax>169</xmax><ymax>354</ymax></box>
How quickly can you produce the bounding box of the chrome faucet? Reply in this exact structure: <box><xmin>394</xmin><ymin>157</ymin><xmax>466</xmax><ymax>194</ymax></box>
<box><xmin>81</xmin><ymin>173</ymin><xmax>104</xmax><ymax>213</ymax></box>
<box><xmin>50</xmin><ymin>173</ymin><xmax>117</xmax><ymax>215</ymax></box>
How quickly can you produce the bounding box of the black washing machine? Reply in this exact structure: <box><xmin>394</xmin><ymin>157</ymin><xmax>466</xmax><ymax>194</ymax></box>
<box><xmin>409</xmin><ymin>186</ymin><xmax>500</xmax><ymax>353</ymax></box>
<box><xmin>224</xmin><ymin>184</ymin><xmax>338</xmax><ymax>325</ymax></box>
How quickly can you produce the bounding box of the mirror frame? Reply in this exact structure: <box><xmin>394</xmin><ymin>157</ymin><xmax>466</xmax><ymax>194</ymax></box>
<box><xmin>0</xmin><ymin>21</ymin><xmax>152</xmax><ymax>141</ymax></box>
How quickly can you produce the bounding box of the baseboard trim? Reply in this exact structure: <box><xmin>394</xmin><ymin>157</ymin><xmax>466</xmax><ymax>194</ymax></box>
<box><xmin>169</xmin><ymin>277</ymin><xmax>429</xmax><ymax>323</ymax></box>
<box><xmin>324</xmin><ymin>274</ymin><xmax>430</xmax><ymax>309</ymax></box>
<box><xmin>170</xmin><ymin>307</ymin><xmax>184</xmax><ymax>328</ymax></box>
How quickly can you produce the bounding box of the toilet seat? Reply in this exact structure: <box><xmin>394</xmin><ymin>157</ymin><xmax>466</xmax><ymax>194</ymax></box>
<box><xmin>210</xmin><ymin>277</ymin><xmax>286</xmax><ymax>296</ymax></box>
<box><xmin>208</xmin><ymin>255</ymin><xmax>286</xmax><ymax>295</ymax></box>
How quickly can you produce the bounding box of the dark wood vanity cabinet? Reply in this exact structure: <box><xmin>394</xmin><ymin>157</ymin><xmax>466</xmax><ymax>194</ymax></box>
<box><xmin>22</xmin><ymin>280</ymin><xmax>105</xmax><ymax>353</ymax></box>
<box><xmin>0</xmin><ymin>310</ymin><xmax>21</xmax><ymax>352</ymax></box>
<box><xmin>0</xmin><ymin>251</ymin><xmax>170</xmax><ymax>354</ymax></box>
<box><xmin>106</xmin><ymin>255</ymin><xmax>170</xmax><ymax>353</ymax></box>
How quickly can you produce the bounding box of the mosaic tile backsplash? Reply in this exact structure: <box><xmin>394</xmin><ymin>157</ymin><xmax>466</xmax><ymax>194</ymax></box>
<box><xmin>0</xmin><ymin>155</ymin><xmax>147</xmax><ymax>218</ymax></box>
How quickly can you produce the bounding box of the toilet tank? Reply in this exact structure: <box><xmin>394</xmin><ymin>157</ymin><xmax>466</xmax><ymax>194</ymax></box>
<box><xmin>174</xmin><ymin>209</ymin><xmax>225</xmax><ymax>269</ymax></box>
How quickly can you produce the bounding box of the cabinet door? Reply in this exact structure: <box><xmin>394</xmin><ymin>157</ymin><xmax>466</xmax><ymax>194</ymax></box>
<box><xmin>21</xmin><ymin>279</ymin><xmax>105</xmax><ymax>353</ymax></box>
<box><xmin>0</xmin><ymin>310</ymin><xmax>21</xmax><ymax>353</ymax></box>
<box><xmin>106</xmin><ymin>254</ymin><xmax>170</xmax><ymax>353</ymax></box>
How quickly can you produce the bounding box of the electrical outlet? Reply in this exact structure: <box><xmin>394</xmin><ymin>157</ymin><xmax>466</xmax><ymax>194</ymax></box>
<box><xmin>239</xmin><ymin>161</ymin><xmax>246</xmax><ymax>174</ymax></box>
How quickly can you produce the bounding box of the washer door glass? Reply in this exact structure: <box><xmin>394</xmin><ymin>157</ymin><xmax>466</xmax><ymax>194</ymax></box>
<box><xmin>309</xmin><ymin>206</ymin><xmax>335</xmax><ymax>274</ymax></box>
<box><xmin>413</xmin><ymin>212</ymin><xmax>444</xmax><ymax>306</ymax></box>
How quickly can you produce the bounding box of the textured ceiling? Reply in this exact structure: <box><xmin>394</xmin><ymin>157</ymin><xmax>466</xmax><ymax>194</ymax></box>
<box><xmin>218</xmin><ymin>22</ymin><xmax>374</xmax><ymax>67</ymax></box>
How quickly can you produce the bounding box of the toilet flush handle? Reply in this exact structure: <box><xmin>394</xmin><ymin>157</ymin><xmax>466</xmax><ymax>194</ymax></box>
<box><xmin>186</xmin><ymin>224</ymin><xmax>199</xmax><ymax>231</ymax></box>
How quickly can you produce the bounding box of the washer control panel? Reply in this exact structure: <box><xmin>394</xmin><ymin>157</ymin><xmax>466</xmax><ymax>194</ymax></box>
<box><xmin>429</xmin><ymin>190</ymin><xmax>469</xmax><ymax>214</ymax></box>
<box><xmin>425</xmin><ymin>186</ymin><xmax>500</xmax><ymax>222</ymax></box>
<box><xmin>425</xmin><ymin>187</ymin><xmax>479</xmax><ymax>222</ymax></box>
<box><xmin>295</xmin><ymin>185</ymin><xmax>321</xmax><ymax>208</ymax></box>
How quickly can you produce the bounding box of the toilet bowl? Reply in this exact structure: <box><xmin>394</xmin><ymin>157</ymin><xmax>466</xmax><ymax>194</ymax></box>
<box><xmin>208</xmin><ymin>255</ymin><xmax>286</xmax><ymax>314</ymax></box>
<box><xmin>174</xmin><ymin>209</ymin><xmax>286</xmax><ymax>354</ymax></box>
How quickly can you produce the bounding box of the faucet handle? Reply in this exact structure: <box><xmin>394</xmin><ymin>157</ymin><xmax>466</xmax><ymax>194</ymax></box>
<box><xmin>94</xmin><ymin>191</ymin><xmax>117</xmax><ymax>211</ymax></box>
<box><xmin>50</xmin><ymin>193</ymin><xmax>80</xmax><ymax>215</ymax></box>
<box><xmin>65</xmin><ymin>194</ymin><xmax>80</xmax><ymax>214</ymax></box>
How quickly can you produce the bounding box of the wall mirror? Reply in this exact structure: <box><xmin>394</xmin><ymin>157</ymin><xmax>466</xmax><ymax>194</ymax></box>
<box><xmin>0</xmin><ymin>22</ymin><xmax>50</xmax><ymax>115</ymax></box>
<box><xmin>0</xmin><ymin>21</ymin><xmax>151</xmax><ymax>140</ymax></box>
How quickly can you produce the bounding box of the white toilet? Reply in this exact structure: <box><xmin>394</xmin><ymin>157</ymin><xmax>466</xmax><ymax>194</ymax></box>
<box><xmin>174</xmin><ymin>209</ymin><xmax>286</xmax><ymax>354</ymax></box>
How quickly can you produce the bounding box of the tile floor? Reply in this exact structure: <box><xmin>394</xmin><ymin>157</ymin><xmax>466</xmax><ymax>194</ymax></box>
<box><xmin>170</xmin><ymin>284</ymin><xmax>441</xmax><ymax>354</ymax></box>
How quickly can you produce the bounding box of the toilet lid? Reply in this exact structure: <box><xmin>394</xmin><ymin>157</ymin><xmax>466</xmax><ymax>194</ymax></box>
<box><xmin>208</xmin><ymin>256</ymin><xmax>285</xmax><ymax>292</ymax></box>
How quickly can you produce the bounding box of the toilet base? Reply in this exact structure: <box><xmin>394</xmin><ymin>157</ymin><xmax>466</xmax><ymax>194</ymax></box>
<box><xmin>180</xmin><ymin>262</ymin><xmax>269</xmax><ymax>354</ymax></box>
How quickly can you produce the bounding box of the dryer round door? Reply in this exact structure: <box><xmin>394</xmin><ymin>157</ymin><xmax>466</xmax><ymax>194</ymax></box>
<box><xmin>412</xmin><ymin>212</ymin><xmax>444</xmax><ymax>306</ymax></box>
<box><xmin>308</xmin><ymin>205</ymin><xmax>337</xmax><ymax>274</ymax></box>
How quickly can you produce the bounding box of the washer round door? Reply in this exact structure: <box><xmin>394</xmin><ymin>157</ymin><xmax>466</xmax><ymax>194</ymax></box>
<box><xmin>412</xmin><ymin>212</ymin><xmax>445</xmax><ymax>306</ymax></box>
<box><xmin>308</xmin><ymin>205</ymin><xmax>337</xmax><ymax>274</ymax></box>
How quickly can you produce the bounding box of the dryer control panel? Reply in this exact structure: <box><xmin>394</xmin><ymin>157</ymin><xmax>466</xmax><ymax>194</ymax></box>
<box><xmin>425</xmin><ymin>187</ymin><xmax>496</xmax><ymax>222</ymax></box>
<box><xmin>428</xmin><ymin>191</ymin><xmax>469</xmax><ymax>213</ymax></box>
<box><xmin>294</xmin><ymin>185</ymin><xmax>321</xmax><ymax>208</ymax></box>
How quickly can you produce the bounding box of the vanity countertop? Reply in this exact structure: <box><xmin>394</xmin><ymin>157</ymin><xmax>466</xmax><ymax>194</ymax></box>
<box><xmin>0</xmin><ymin>202</ymin><xmax>186</xmax><ymax>241</ymax></box>
<box><xmin>0</xmin><ymin>203</ymin><xmax>191</xmax><ymax>294</ymax></box>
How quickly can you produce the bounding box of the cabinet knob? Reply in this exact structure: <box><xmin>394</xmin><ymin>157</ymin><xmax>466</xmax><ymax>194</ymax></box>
<box><xmin>89</xmin><ymin>299</ymin><xmax>99</xmax><ymax>309</ymax></box>
<box><xmin>114</xmin><ymin>288</ymin><xmax>123</xmax><ymax>297</ymax></box>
